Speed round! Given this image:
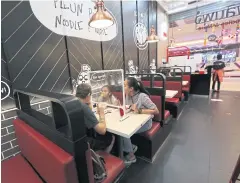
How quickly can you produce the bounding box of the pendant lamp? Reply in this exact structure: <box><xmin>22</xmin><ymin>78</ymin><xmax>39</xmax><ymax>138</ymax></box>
<box><xmin>88</xmin><ymin>0</ymin><xmax>114</xmax><ymax>29</ymax></box>
<box><xmin>147</xmin><ymin>0</ymin><xmax>159</xmax><ymax>43</ymax></box>
<box><xmin>168</xmin><ymin>24</ymin><xmax>175</xmax><ymax>48</ymax></box>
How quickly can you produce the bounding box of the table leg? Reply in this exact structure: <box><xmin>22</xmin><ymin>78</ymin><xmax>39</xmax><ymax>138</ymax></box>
<box><xmin>117</xmin><ymin>135</ymin><xmax>123</xmax><ymax>159</ymax></box>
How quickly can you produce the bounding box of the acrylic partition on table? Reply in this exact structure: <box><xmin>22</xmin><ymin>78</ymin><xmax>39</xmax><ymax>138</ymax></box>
<box><xmin>88</xmin><ymin>69</ymin><xmax>125</xmax><ymax>109</ymax></box>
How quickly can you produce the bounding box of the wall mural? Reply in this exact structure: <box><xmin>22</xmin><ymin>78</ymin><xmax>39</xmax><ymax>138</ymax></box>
<box><xmin>149</xmin><ymin>59</ymin><xmax>157</xmax><ymax>73</ymax></box>
<box><xmin>126</xmin><ymin>60</ymin><xmax>138</xmax><ymax>74</ymax></box>
<box><xmin>72</xmin><ymin>64</ymin><xmax>91</xmax><ymax>94</ymax></box>
<box><xmin>133</xmin><ymin>22</ymin><xmax>148</xmax><ymax>50</ymax></box>
<box><xmin>29</xmin><ymin>0</ymin><xmax>117</xmax><ymax>41</ymax></box>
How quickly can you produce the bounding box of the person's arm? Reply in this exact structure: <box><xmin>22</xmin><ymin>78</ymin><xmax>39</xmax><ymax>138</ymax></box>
<box><xmin>94</xmin><ymin>106</ymin><xmax>107</xmax><ymax>135</ymax></box>
<box><xmin>112</xmin><ymin>96</ymin><xmax>121</xmax><ymax>106</ymax></box>
<box><xmin>131</xmin><ymin>104</ymin><xmax>158</xmax><ymax>115</ymax></box>
<box><xmin>84</xmin><ymin>104</ymin><xmax>106</xmax><ymax>135</ymax></box>
<box><xmin>131</xmin><ymin>95</ymin><xmax>159</xmax><ymax>115</ymax></box>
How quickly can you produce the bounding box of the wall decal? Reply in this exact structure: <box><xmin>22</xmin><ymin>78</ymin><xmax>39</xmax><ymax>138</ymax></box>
<box><xmin>149</xmin><ymin>59</ymin><xmax>156</xmax><ymax>73</ymax></box>
<box><xmin>29</xmin><ymin>0</ymin><xmax>117</xmax><ymax>41</ymax></box>
<box><xmin>133</xmin><ymin>22</ymin><xmax>148</xmax><ymax>50</ymax></box>
<box><xmin>1</xmin><ymin>81</ymin><xmax>10</xmax><ymax>100</ymax></box>
<box><xmin>126</xmin><ymin>60</ymin><xmax>138</xmax><ymax>74</ymax></box>
<box><xmin>72</xmin><ymin>64</ymin><xmax>91</xmax><ymax>94</ymax></box>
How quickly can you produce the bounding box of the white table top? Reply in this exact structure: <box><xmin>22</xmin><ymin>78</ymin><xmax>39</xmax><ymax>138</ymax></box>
<box><xmin>166</xmin><ymin>90</ymin><xmax>178</xmax><ymax>98</ymax></box>
<box><xmin>96</xmin><ymin>109</ymin><xmax>152</xmax><ymax>138</ymax></box>
<box><xmin>182</xmin><ymin>81</ymin><xmax>189</xmax><ymax>86</ymax></box>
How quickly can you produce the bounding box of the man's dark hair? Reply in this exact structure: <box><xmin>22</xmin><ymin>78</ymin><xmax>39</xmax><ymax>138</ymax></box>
<box><xmin>76</xmin><ymin>83</ymin><xmax>92</xmax><ymax>99</ymax></box>
<box><xmin>217</xmin><ymin>53</ymin><xmax>222</xmax><ymax>60</ymax></box>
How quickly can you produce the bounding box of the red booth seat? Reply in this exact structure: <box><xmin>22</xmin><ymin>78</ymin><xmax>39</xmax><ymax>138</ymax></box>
<box><xmin>98</xmin><ymin>152</ymin><xmax>125</xmax><ymax>183</ymax></box>
<box><xmin>165</xmin><ymin>98</ymin><xmax>180</xmax><ymax>103</ymax></box>
<box><xmin>2</xmin><ymin>119</ymin><xmax>79</xmax><ymax>183</ymax></box>
<box><xmin>141</xmin><ymin>122</ymin><xmax>161</xmax><ymax>139</ymax></box>
<box><xmin>183</xmin><ymin>87</ymin><xmax>190</xmax><ymax>92</ymax></box>
<box><xmin>164</xmin><ymin>110</ymin><xmax>170</xmax><ymax>120</ymax></box>
<box><xmin>142</xmin><ymin>81</ymin><xmax>182</xmax><ymax>98</ymax></box>
<box><xmin>112</xmin><ymin>91</ymin><xmax>123</xmax><ymax>105</ymax></box>
<box><xmin>2</xmin><ymin>155</ymin><xmax>43</xmax><ymax>183</ymax></box>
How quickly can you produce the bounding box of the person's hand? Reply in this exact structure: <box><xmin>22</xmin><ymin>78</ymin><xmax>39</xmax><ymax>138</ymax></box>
<box><xmin>97</xmin><ymin>104</ymin><xmax>105</xmax><ymax>116</ymax></box>
<box><xmin>131</xmin><ymin>104</ymin><xmax>138</xmax><ymax>114</ymax></box>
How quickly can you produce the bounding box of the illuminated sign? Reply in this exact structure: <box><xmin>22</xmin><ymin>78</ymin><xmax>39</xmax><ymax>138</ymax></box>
<box><xmin>195</xmin><ymin>5</ymin><xmax>240</xmax><ymax>24</ymax></box>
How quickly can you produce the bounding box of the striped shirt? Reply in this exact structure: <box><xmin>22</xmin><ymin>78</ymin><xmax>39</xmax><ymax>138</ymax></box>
<box><xmin>126</xmin><ymin>91</ymin><xmax>156</xmax><ymax>129</ymax></box>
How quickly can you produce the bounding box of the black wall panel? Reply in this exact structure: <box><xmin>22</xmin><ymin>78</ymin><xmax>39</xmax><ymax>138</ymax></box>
<box><xmin>148</xmin><ymin>1</ymin><xmax>158</xmax><ymax>68</ymax></box>
<box><xmin>122</xmin><ymin>1</ymin><xmax>138</xmax><ymax>73</ymax></box>
<box><xmin>1</xmin><ymin>1</ymin><xmax>71</xmax><ymax>105</ymax></box>
<box><xmin>102</xmin><ymin>0</ymin><xmax>123</xmax><ymax>70</ymax></box>
<box><xmin>137</xmin><ymin>1</ymin><xmax>149</xmax><ymax>71</ymax></box>
<box><xmin>67</xmin><ymin>36</ymin><xmax>103</xmax><ymax>88</ymax></box>
<box><xmin>1</xmin><ymin>45</ymin><xmax>15</xmax><ymax>111</ymax></box>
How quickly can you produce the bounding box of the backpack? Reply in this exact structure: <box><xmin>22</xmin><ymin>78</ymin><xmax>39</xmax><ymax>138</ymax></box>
<box><xmin>91</xmin><ymin>149</ymin><xmax>107</xmax><ymax>182</ymax></box>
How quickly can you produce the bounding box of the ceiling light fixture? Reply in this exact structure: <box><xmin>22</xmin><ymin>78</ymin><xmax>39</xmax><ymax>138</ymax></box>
<box><xmin>147</xmin><ymin>0</ymin><xmax>159</xmax><ymax>43</ymax></box>
<box><xmin>88</xmin><ymin>0</ymin><xmax>114</xmax><ymax>29</ymax></box>
<box><xmin>168</xmin><ymin>22</ymin><xmax>175</xmax><ymax>48</ymax></box>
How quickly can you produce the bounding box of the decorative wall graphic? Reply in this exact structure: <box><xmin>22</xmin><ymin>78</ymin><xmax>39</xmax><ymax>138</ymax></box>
<box><xmin>72</xmin><ymin>64</ymin><xmax>91</xmax><ymax>93</ymax></box>
<box><xmin>29</xmin><ymin>0</ymin><xmax>117</xmax><ymax>41</ymax></box>
<box><xmin>149</xmin><ymin>59</ymin><xmax>156</xmax><ymax>73</ymax></box>
<box><xmin>133</xmin><ymin>22</ymin><xmax>148</xmax><ymax>50</ymax></box>
<box><xmin>126</xmin><ymin>60</ymin><xmax>138</xmax><ymax>74</ymax></box>
<box><xmin>1</xmin><ymin>81</ymin><xmax>11</xmax><ymax>100</ymax></box>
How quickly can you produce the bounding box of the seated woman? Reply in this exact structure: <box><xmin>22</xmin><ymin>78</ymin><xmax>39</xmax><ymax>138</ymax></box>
<box><xmin>97</xmin><ymin>85</ymin><xmax>120</xmax><ymax>106</ymax></box>
<box><xmin>123</xmin><ymin>77</ymin><xmax>159</xmax><ymax>164</ymax></box>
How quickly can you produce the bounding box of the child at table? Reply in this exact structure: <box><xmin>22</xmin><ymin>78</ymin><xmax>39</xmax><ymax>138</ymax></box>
<box><xmin>123</xmin><ymin>77</ymin><xmax>159</xmax><ymax>164</ymax></box>
<box><xmin>97</xmin><ymin>85</ymin><xmax>120</xmax><ymax>106</ymax></box>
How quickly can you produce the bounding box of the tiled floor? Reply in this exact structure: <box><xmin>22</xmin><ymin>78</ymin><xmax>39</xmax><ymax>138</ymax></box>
<box><xmin>211</xmin><ymin>77</ymin><xmax>240</xmax><ymax>91</ymax></box>
<box><xmin>120</xmin><ymin>91</ymin><xmax>240</xmax><ymax>183</ymax></box>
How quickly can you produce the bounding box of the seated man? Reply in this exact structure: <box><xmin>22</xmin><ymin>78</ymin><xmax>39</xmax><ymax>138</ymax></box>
<box><xmin>76</xmin><ymin>84</ymin><xmax>115</xmax><ymax>153</ymax></box>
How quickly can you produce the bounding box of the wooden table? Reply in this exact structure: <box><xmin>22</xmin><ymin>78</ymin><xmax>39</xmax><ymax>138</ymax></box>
<box><xmin>95</xmin><ymin>109</ymin><xmax>152</xmax><ymax>158</ymax></box>
<box><xmin>182</xmin><ymin>81</ymin><xmax>188</xmax><ymax>86</ymax></box>
<box><xmin>166</xmin><ymin>90</ymin><xmax>178</xmax><ymax>98</ymax></box>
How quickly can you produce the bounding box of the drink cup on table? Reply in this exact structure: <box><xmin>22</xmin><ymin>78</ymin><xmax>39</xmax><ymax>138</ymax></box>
<box><xmin>119</xmin><ymin>107</ymin><xmax>124</xmax><ymax>117</ymax></box>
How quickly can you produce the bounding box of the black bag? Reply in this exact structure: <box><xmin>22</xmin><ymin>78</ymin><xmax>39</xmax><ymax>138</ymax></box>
<box><xmin>91</xmin><ymin>149</ymin><xmax>107</xmax><ymax>182</ymax></box>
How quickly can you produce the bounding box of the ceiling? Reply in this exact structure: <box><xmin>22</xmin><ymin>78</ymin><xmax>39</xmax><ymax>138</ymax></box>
<box><xmin>157</xmin><ymin>0</ymin><xmax>218</xmax><ymax>14</ymax></box>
